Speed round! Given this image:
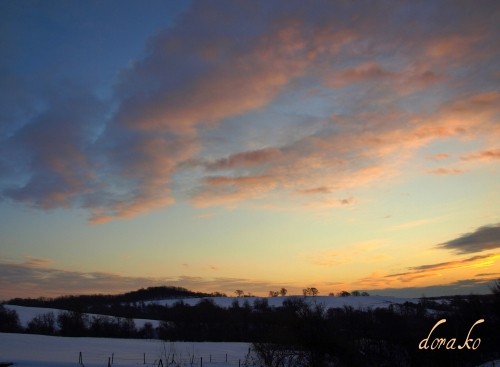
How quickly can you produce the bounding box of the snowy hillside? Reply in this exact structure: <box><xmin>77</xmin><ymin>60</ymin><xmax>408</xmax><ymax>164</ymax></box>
<box><xmin>145</xmin><ymin>294</ymin><xmax>418</xmax><ymax>309</ymax></box>
<box><xmin>5</xmin><ymin>304</ymin><xmax>161</xmax><ymax>329</ymax></box>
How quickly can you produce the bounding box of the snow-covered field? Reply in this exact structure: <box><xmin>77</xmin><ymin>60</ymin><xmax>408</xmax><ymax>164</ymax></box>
<box><xmin>0</xmin><ymin>332</ymin><xmax>251</xmax><ymax>367</ymax></box>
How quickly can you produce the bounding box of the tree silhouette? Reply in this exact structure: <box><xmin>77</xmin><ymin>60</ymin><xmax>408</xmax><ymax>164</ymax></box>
<box><xmin>235</xmin><ymin>289</ymin><xmax>244</xmax><ymax>297</ymax></box>
<box><xmin>302</xmin><ymin>287</ymin><xmax>319</xmax><ymax>296</ymax></box>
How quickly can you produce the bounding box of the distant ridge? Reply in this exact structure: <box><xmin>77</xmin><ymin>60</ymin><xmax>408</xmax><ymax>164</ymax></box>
<box><xmin>6</xmin><ymin>286</ymin><xmax>216</xmax><ymax>311</ymax></box>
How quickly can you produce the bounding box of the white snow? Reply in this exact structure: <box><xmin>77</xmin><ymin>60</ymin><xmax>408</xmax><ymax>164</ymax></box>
<box><xmin>0</xmin><ymin>332</ymin><xmax>251</xmax><ymax>367</ymax></box>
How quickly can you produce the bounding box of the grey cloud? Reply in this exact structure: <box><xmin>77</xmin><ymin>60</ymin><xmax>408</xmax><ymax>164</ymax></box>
<box><xmin>1</xmin><ymin>82</ymin><xmax>106</xmax><ymax>209</ymax></box>
<box><xmin>437</xmin><ymin>223</ymin><xmax>500</xmax><ymax>254</ymax></box>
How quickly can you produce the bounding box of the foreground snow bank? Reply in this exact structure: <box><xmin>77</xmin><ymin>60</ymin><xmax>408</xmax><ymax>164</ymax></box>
<box><xmin>0</xmin><ymin>333</ymin><xmax>250</xmax><ymax>367</ymax></box>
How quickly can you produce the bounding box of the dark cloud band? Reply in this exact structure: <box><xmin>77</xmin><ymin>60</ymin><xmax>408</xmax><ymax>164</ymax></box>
<box><xmin>437</xmin><ymin>223</ymin><xmax>500</xmax><ymax>254</ymax></box>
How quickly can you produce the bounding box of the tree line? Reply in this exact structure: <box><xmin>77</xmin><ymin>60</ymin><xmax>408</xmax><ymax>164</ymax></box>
<box><xmin>6</xmin><ymin>286</ymin><xmax>213</xmax><ymax>311</ymax></box>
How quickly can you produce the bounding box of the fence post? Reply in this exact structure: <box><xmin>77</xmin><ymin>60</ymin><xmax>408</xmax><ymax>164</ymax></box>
<box><xmin>108</xmin><ymin>356</ymin><xmax>111</xmax><ymax>367</ymax></box>
<box><xmin>171</xmin><ymin>353</ymin><xmax>175</xmax><ymax>364</ymax></box>
<box><xmin>200</xmin><ymin>356</ymin><xmax>203</xmax><ymax>367</ymax></box>
<box><xmin>144</xmin><ymin>352</ymin><xmax>146</xmax><ymax>364</ymax></box>
<box><xmin>79</xmin><ymin>351</ymin><xmax>83</xmax><ymax>365</ymax></box>
<box><xmin>112</xmin><ymin>352</ymin><xmax>114</xmax><ymax>364</ymax></box>
<box><xmin>239</xmin><ymin>359</ymin><xmax>241</xmax><ymax>367</ymax></box>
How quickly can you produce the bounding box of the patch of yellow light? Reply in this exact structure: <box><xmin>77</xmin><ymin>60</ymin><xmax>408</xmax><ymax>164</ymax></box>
<box><xmin>468</xmin><ymin>254</ymin><xmax>500</xmax><ymax>269</ymax></box>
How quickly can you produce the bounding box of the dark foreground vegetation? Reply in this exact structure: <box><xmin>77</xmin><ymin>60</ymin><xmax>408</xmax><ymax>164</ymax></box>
<box><xmin>1</xmin><ymin>283</ymin><xmax>500</xmax><ymax>367</ymax></box>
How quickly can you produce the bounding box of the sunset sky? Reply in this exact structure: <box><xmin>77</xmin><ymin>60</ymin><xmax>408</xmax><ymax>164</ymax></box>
<box><xmin>1</xmin><ymin>0</ymin><xmax>499</xmax><ymax>300</ymax></box>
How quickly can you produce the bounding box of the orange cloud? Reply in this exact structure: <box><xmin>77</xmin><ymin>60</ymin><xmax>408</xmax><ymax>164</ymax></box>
<box><xmin>428</xmin><ymin>167</ymin><xmax>464</xmax><ymax>175</ymax></box>
<box><xmin>461</xmin><ymin>148</ymin><xmax>500</xmax><ymax>161</ymax></box>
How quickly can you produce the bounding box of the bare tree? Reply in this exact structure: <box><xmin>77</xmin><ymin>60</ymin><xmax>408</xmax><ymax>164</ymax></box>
<box><xmin>235</xmin><ymin>289</ymin><xmax>244</xmax><ymax>297</ymax></box>
<box><xmin>279</xmin><ymin>288</ymin><xmax>288</xmax><ymax>296</ymax></box>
